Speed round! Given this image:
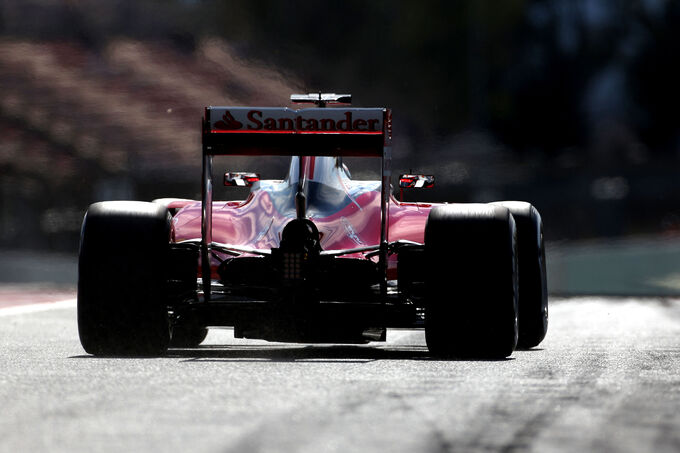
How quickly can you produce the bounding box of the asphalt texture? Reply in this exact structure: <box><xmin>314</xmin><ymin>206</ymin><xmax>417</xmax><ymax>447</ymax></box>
<box><xmin>0</xmin><ymin>296</ymin><xmax>679</xmax><ymax>453</ymax></box>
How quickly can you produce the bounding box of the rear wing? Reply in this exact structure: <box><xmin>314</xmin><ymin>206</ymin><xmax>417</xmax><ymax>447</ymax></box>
<box><xmin>200</xmin><ymin>104</ymin><xmax>393</xmax><ymax>302</ymax></box>
<box><xmin>203</xmin><ymin>107</ymin><xmax>391</xmax><ymax>156</ymax></box>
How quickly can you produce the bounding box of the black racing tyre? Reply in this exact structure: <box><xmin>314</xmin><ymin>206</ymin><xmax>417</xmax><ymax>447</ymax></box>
<box><xmin>78</xmin><ymin>201</ymin><xmax>172</xmax><ymax>356</ymax></box>
<box><xmin>492</xmin><ymin>201</ymin><xmax>548</xmax><ymax>349</ymax></box>
<box><xmin>169</xmin><ymin>324</ymin><xmax>209</xmax><ymax>348</ymax></box>
<box><xmin>424</xmin><ymin>204</ymin><xmax>518</xmax><ymax>358</ymax></box>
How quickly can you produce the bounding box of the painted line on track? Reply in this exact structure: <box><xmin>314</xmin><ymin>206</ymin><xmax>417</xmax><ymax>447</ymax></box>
<box><xmin>0</xmin><ymin>298</ymin><xmax>76</xmax><ymax>317</ymax></box>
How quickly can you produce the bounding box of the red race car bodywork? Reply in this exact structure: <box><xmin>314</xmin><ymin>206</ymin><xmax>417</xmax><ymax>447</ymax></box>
<box><xmin>171</xmin><ymin>155</ymin><xmax>434</xmax><ymax>281</ymax></box>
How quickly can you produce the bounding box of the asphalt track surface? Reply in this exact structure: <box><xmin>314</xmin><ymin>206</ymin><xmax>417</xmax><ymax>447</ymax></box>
<box><xmin>1</xmin><ymin>293</ymin><xmax>679</xmax><ymax>453</ymax></box>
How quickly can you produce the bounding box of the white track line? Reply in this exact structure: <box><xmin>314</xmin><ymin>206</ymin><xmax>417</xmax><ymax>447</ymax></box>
<box><xmin>0</xmin><ymin>298</ymin><xmax>76</xmax><ymax>317</ymax></box>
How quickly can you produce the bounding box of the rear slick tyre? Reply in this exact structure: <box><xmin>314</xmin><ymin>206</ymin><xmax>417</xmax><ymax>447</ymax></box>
<box><xmin>169</xmin><ymin>325</ymin><xmax>208</xmax><ymax>348</ymax></box>
<box><xmin>492</xmin><ymin>201</ymin><xmax>548</xmax><ymax>349</ymax></box>
<box><xmin>424</xmin><ymin>204</ymin><xmax>518</xmax><ymax>358</ymax></box>
<box><xmin>78</xmin><ymin>201</ymin><xmax>171</xmax><ymax>356</ymax></box>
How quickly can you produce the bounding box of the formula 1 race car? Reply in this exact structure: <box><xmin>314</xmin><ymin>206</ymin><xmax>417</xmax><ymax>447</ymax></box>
<box><xmin>78</xmin><ymin>93</ymin><xmax>548</xmax><ymax>358</ymax></box>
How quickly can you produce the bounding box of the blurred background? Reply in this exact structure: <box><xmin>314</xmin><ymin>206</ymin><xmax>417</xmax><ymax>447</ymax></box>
<box><xmin>1</xmin><ymin>0</ymin><xmax>679</xmax><ymax>295</ymax></box>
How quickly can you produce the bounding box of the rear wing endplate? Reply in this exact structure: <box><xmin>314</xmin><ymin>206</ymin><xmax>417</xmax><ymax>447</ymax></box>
<box><xmin>200</xmin><ymin>106</ymin><xmax>393</xmax><ymax>301</ymax></box>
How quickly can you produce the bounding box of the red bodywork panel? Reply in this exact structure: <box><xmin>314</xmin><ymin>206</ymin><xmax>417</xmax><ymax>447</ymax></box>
<box><xmin>172</xmin><ymin>157</ymin><xmax>437</xmax><ymax>279</ymax></box>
